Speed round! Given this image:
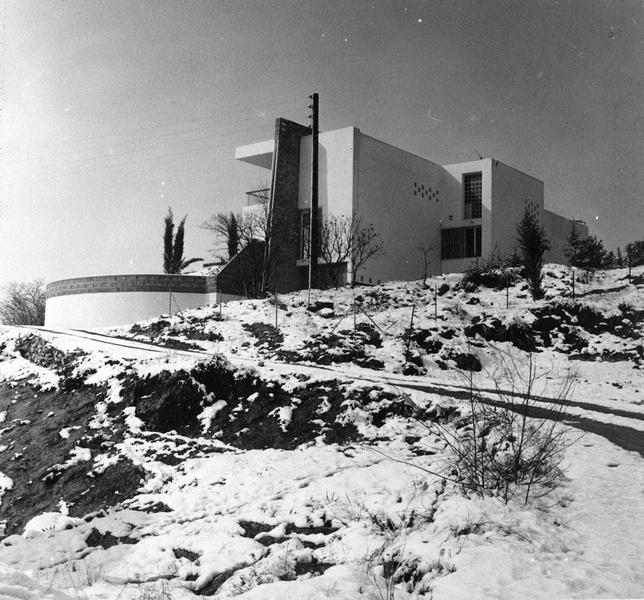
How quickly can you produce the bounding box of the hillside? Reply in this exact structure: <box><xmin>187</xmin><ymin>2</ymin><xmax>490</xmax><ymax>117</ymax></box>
<box><xmin>0</xmin><ymin>264</ymin><xmax>642</xmax><ymax>599</ymax></box>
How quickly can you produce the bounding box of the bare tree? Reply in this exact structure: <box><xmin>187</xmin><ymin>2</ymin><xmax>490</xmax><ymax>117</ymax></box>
<box><xmin>318</xmin><ymin>215</ymin><xmax>384</xmax><ymax>287</ymax></box>
<box><xmin>318</xmin><ymin>215</ymin><xmax>353</xmax><ymax>287</ymax></box>
<box><xmin>202</xmin><ymin>205</ymin><xmax>268</xmax><ymax>259</ymax></box>
<box><xmin>0</xmin><ymin>280</ymin><xmax>46</xmax><ymax>325</ymax></box>
<box><xmin>202</xmin><ymin>191</ymin><xmax>276</xmax><ymax>297</ymax></box>
<box><xmin>202</xmin><ymin>186</ymin><xmax>304</xmax><ymax>296</ymax></box>
<box><xmin>419</xmin><ymin>243</ymin><xmax>433</xmax><ymax>288</ymax></box>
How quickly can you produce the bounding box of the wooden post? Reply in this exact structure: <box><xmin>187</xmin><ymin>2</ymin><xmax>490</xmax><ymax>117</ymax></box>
<box><xmin>274</xmin><ymin>292</ymin><xmax>278</xmax><ymax>329</ymax></box>
<box><xmin>219</xmin><ymin>291</ymin><xmax>222</xmax><ymax>318</ymax></box>
<box><xmin>434</xmin><ymin>285</ymin><xmax>438</xmax><ymax>320</ymax></box>
<box><xmin>405</xmin><ymin>305</ymin><xmax>416</xmax><ymax>362</ymax></box>
<box><xmin>308</xmin><ymin>92</ymin><xmax>319</xmax><ymax>297</ymax></box>
<box><xmin>572</xmin><ymin>268</ymin><xmax>575</xmax><ymax>300</ymax></box>
<box><xmin>506</xmin><ymin>272</ymin><xmax>509</xmax><ymax>309</ymax></box>
<box><xmin>353</xmin><ymin>287</ymin><xmax>357</xmax><ymax>330</ymax></box>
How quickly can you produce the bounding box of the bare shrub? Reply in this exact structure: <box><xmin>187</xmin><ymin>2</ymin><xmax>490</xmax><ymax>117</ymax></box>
<box><xmin>0</xmin><ymin>279</ymin><xmax>46</xmax><ymax>325</ymax></box>
<box><xmin>426</xmin><ymin>350</ymin><xmax>578</xmax><ymax>504</ymax></box>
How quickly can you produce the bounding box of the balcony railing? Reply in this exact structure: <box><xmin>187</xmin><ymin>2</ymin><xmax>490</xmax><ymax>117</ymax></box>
<box><xmin>246</xmin><ymin>188</ymin><xmax>270</xmax><ymax>206</ymax></box>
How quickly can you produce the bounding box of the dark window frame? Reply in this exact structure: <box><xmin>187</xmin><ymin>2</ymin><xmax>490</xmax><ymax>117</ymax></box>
<box><xmin>463</xmin><ymin>172</ymin><xmax>482</xmax><ymax>220</ymax></box>
<box><xmin>441</xmin><ymin>226</ymin><xmax>482</xmax><ymax>260</ymax></box>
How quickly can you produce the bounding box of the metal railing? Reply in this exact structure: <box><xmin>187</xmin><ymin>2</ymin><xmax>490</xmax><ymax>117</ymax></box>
<box><xmin>246</xmin><ymin>188</ymin><xmax>270</xmax><ymax>206</ymax></box>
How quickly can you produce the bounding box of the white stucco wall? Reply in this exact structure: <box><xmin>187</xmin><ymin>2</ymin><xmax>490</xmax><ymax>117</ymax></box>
<box><xmin>442</xmin><ymin>159</ymin><xmax>493</xmax><ymax>271</ymax></box>
<box><xmin>353</xmin><ymin>132</ymin><xmax>445</xmax><ymax>284</ymax></box>
<box><xmin>544</xmin><ymin>210</ymin><xmax>588</xmax><ymax>265</ymax></box>
<box><xmin>489</xmin><ymin>161</ymin><xmax>544</xmax><ymax>260</ymax></box>
<box><xmin>298</xmin><ymin>127</ymin><xmax>356</xmax><ymax>218</ymax></box>
<box><xmin>46</xmin><ymin>291</ymin><xmax>220</xmax><ymax>329</ymax></box>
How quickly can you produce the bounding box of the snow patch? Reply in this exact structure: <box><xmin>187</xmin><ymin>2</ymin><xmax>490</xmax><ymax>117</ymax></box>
<box><xmin>198</xmin><ymin>400</ymin><xmax>228</xmax><ymax>434</ymax></box>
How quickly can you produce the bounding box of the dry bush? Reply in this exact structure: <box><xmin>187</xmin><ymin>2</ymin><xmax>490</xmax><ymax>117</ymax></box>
<box><xmin>0</xmin><ymin>279</ymin><xmax>46</xmax><ymax>325</ymax></box>
<box><xmin>426</xmin><ymin>350</ymin><xmax>578</xmax><ymax>504</ymax></box>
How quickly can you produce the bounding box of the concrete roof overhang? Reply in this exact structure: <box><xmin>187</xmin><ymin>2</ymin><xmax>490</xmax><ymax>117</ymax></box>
<box><xmin>235</xmin><ymin>139</ymin><xmax>274</xmax><ymax>169</ymax></box>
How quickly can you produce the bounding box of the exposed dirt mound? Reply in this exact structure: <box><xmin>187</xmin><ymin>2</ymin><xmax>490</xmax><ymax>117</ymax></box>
<box><xmin>459</xmin><ymin>266</ymin><xmax>523</xmax><ymax>291</ymax></box>
<box><xmin>531</xmin><ymin>300</ymin><xmax>641</xmax><ymax>339</ymax></box>
<box><xmin>130</xmin><ymin>315</ymin><xmax>224</xmax><ymax>345</ymax></box>
<box><xmin>0</xmin><ymin>382</ymin><xmax>143</xmax><ymax>536</ymax></box>
<box><xmin>128</xmin><ymin>371</ymin><xmax>206</xmax><ymax>435</ymax></box>
<box><xmin>243</xmin><ymin>323</ymin><xmax>284</xmax><ymax>350</ymax></box>
<box><xmin>277</xmin><ymin>327</ymin><xmax>384</xmax><ymax>370</ymax></box>
<box><xmin>464</xmin><ymin>317</ymin><xmax>540</xmax><ymax>352</ymax></box>
<box><xmin>122</xmin><ymin>358</ymin><xmax>412</xmax><ymax>450</ymax></box>
<box><xmin>462</xmin><ymin>300</ymin><xmax>643</xmax><ymax>361</ymax></box>
<box><xmin>13</xmin><ymin>334</ymin><xmax>92</xmax><ymax>390</ymax></box>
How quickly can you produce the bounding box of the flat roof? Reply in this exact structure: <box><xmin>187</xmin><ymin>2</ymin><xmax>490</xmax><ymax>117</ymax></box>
<box><xmin>235</xmin><ymin>139</ymin><xmax>274</xmax><ymax>169</ymax></box>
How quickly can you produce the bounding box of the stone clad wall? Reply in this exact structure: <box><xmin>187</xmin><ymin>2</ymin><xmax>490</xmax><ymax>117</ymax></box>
<box><xmin>47</xmin><ymin>274</ymin><xmax>218</xmax><ymax>298</ymax></box>
<box><xmin>45</xmin><ymin>274</ymin><xmax>222</xmax><ymax>328</ymax></box>
<box><xmin>267</xmin><ymin>118</ymin><xmax>312</xmax><ymax>293</ymax></box>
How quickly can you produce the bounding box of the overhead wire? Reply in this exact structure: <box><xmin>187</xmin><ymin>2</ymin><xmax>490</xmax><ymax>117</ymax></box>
<box><xmin>3</xmin><ymin>99</ymin><xmax>312</xmax><ymax>180</ymax></box>
<box><xmin>8</xmin><ymin>99</ymin><xmax>303</xmax><ymax>165</ymax></box>
<box><xmin>8</xmin><ymin>88</ymin><xmax>341</xmax><ymax>157</ymax></box>
<box><xmin>2</xmin><ymin>89</ymin><xmax>348</xmax><ymax>186</ymax></box>
<box><xmin>3</xmin><ymin>129</ymin><xmax>269</xmax><ymax>184</ymax></box>
<box><xmin>5</xmin><ymin>106</ymin><xmax>304</xmax><ymax>176</ymax></box>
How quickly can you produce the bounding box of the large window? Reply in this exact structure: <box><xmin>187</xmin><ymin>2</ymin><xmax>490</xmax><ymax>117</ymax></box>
<box><xmin>463</xmin><ymin>172</ymin><xmax>482</xmax><ymax>219</ymax></box>
<box><xmin>441</xmin><ymin>226</ymin><xmax>482</xmax><ymax>259</ymax></box>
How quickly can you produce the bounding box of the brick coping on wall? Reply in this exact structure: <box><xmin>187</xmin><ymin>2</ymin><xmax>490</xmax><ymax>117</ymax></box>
<box><xmin>46</xmin><ymin>274</ymin><xmax>218</xmax><ymax>298</ymax></box>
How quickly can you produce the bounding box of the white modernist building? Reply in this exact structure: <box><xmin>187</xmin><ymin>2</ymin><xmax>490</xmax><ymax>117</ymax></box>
<box><xmin>235</xmin><ymin>120</ymin><xmax>586</xmax><ymax>293</ymax></box>
<box><xmin>45</xmin><ymin>121</ymin><xmax>587</xmax><ymax>329</ymax></box>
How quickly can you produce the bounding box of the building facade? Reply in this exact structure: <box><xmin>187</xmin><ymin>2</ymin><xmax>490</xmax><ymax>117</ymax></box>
<box><xmin>233</xmin><ymin>119</ymin><xmax>587</xmax><ymax>294</ymax></box>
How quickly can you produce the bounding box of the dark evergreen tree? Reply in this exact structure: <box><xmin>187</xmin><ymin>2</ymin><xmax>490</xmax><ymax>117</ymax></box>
<box><xmin>626</xmin><ymin>241</ymin><xmax>644</xmax><ymax>267</ymax></box>
<box><xmin>516</xmin><ymin>208</ymin><xmax>551</xmax><ymax>300</ymax></box>
<box><xmin>564</xmin><ymin>222</ymin><xmax>583</xmax><ymax>266</ymax></box>
<box><xmin>568</xmin><ymin>235</ymin><xmax>608</xmax><ymax>271</ymax></box>
<box><xmin>227</xmin><ymin>213</ymin><xmax>240</xmax><ymax>259</ymax></box>
<box><xmin>163</xmin><ymin>208</ymin><xmax>202</xmax><ymax>273</ymax></box>
<box><xmin>163</xmin><ymin>208</ymin><xmax>174</xmax><ymax>273</ymax></box>
<box><xmin>171</xmin><ymin>216</ymin><xmax>186</xmax><ymax>273</ymax></box>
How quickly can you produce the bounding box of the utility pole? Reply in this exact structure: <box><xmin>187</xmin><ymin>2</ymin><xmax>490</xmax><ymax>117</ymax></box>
<box><xmin>308</xmin><ymin>92</ymin><xmax>319</xmax><ymax>301</ymax></box>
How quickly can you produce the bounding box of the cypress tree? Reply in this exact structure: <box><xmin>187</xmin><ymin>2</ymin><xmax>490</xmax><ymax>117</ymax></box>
<box><xmin>227</xmin><ymin>213</ymin><xmax>240</xmax><ymax>259</ymax></box>
<box><xmin>163</xmin><ymin>209</ymin><xmax>202</xmax><ymax>274</ymax></box>
<box><xmin>172</xmin><ymin>216</ymin><xmax>186</xmax><ymax>273</ymax></box>
<box><xmin>163</xmin><ymin>208</ymin><xmax>174</xmax><ymax>273</ymax></box>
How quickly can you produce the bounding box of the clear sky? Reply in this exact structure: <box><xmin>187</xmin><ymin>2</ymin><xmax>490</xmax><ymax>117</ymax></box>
<box><xmin>1</xmin><ymin>0</ymin><xmax>642</xmax><ymax>287</ymax></box>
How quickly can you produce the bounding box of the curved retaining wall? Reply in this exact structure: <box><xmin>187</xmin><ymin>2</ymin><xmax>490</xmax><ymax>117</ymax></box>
<box><xmin>45</xmin><ymin>274</ymin><xmax>227</xmax><ymax>329</ymax></box>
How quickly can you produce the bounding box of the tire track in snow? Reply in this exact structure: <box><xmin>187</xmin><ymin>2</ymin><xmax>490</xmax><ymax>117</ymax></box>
<box><xmin>13</xmin><ymin>326</ymin><xmax>644</xmax><ymax>456</ymax></box>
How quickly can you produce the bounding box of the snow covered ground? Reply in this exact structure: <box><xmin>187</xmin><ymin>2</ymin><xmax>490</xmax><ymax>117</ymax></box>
<box><xmin>0</xmin><ymin>265</ymin><xmax>642</xmax><ymax>599</ymax></box>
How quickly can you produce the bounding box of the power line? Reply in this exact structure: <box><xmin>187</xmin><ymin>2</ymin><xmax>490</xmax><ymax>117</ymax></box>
<box><xmin>7</xmin><ymin>99</ymin><xmax>304</xmax><ymax>166</ymax></box>
<box><xmin>7</xmin><ymin>92</ymin><xmax>323</xmax><ymax>156</ymax></box>
<box><xmin>4</xmin><ymin>114</ymin><xmax>299</xmax><ymax>178</ymax></box>
<box><xmin>2</xmin><ymin>127</ymin><xmax>275</xmax><ymax>185</ymax></box>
